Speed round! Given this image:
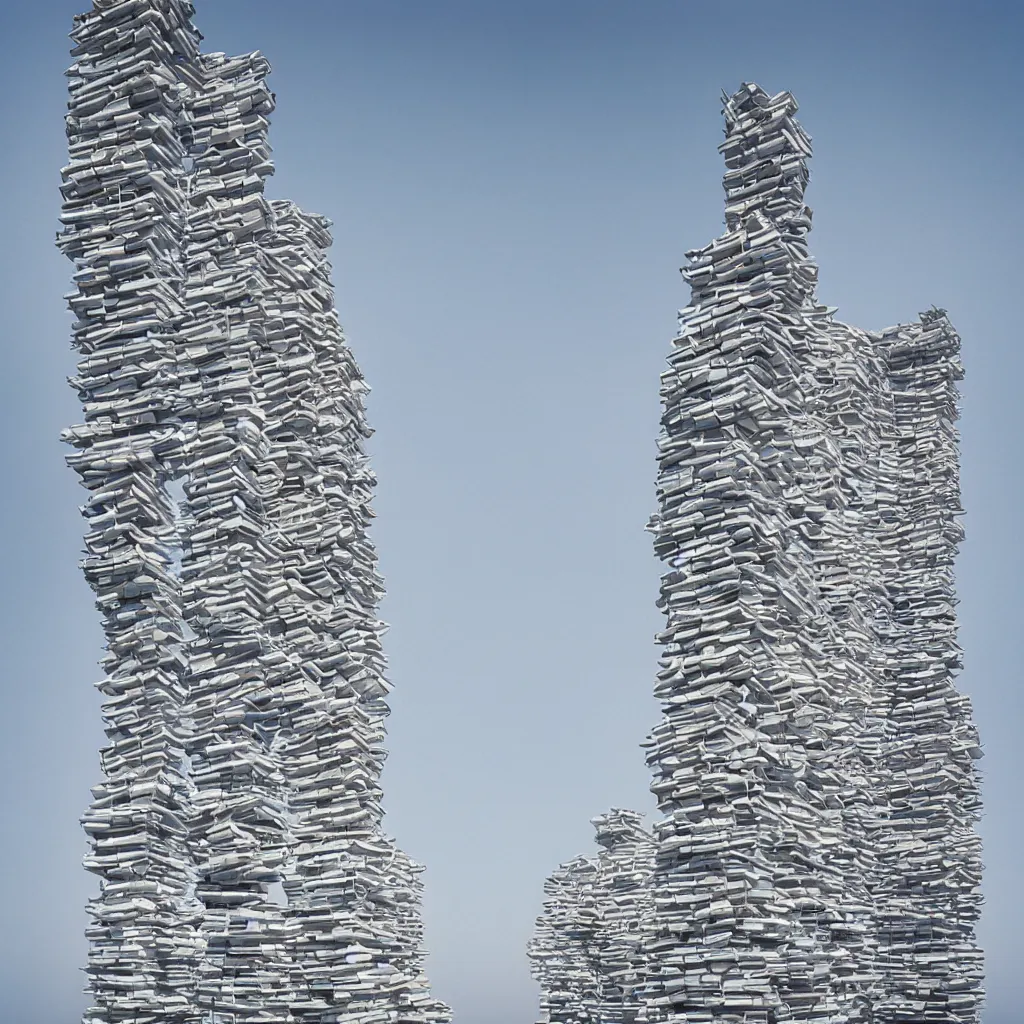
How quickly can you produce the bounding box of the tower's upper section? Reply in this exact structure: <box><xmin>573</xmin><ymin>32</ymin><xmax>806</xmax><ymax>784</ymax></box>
<box><xmin>677</xmin><ymin>82</ymin><xmax>818</xmax><ymax>332</ymax></box>
<box><xmin>719</xmin><ymin>82</ymin><xmax>812</xmax><ymax>234</ymax></box>
<box><xmin>591</xmin><ymin>808</ymin><xmax>649</xmax><ymax>851</ymax></box>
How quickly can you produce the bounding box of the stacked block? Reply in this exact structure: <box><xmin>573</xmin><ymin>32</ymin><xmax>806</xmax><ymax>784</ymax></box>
<box><xmin>530</xmin><ymin>83</ymin><xmax>984</xmax><ymax>1024</ymax></box>
<box><xmin>529</xmin><ymin>812</ymin><xmax>654</xmax><ymax>1024</ymax></box>
<box><xmin>61</xmin><ymin>3</ymin><xmax>447</xmax><ymax>1022</ymax></box>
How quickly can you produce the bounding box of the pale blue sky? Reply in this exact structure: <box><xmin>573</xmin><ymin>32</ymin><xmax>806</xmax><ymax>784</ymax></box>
<box><xmin>1</xmin><ymin>2</ymin><xmax>1021</xmax><ymax>1022</ymax></box>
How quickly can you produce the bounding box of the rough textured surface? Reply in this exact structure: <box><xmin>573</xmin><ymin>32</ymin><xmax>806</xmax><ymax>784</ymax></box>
<box><xmin>531</xmin><ymin>83</ymin><xmax>983</xmax><ymax>1024</ymax></box>
<box><xmin>529</xmin><ymin>811</ymin><xmax>655</xmax><ymax>1024</ymax></box>
<box><xmin>60</xmin><ymin>3</ymin><xmax>448</xmax><ymax>1022</ymax></box>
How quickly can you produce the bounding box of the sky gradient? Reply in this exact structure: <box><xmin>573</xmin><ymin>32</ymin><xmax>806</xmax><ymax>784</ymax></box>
<box><xmin>1</xmin><ymin>2</ymin><xmax>1021</xmax><ymax>1022</ymax></box>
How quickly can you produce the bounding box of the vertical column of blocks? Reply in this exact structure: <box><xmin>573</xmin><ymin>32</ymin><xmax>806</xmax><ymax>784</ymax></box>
<box><xmin>60</xmin><ymin>3</ymin><xmax>202</xmax><ymax>1021</ymax></box>
<box><xmin>64</xmin><ymin>4</ymin><xmax>449</xmax><ymax>1022</ymax></box>
<box><xmin>529</xmin><ymin>83</ymin><xmax>984</xmax><ymax>1024</ymax></box>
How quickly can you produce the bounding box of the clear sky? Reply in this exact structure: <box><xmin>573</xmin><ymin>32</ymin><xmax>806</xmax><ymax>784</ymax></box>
<box><xmin>1</xmin><ymin>2</ymin><xmax>1021</xmax><ymax>1022</ymax></box>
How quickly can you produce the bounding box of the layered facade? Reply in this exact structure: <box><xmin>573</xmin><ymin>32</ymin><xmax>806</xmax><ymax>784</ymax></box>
<box><xmin>60</xmin><ymin>3</ymin><xmax>447</xmax><ymax>1022</ymax></box>
<box><xmin>531</xmin><ymin>84</ymin><xmax>983</xmax><ymax>1024</ymax></box>
<box><xmin>528</xmin><ymin>811</ymin><xmax>655</xmax><ymax>1024</ymax></box>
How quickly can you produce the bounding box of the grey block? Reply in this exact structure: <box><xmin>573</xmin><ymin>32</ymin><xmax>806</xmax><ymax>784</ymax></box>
<box><xmin>530</xmin><ymin>82</ymin><xmax>983</xmax><ymax>1024</ymax></box>
<box><xmin>60</xmin><ymin>3</ymin><xmax>448</xmax><ymax>1022</ymax></box>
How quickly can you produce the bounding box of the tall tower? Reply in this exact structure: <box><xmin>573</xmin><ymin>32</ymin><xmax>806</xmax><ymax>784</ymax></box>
<box><xmin>60</xmin><ymin>3</ymin><xmax>448</xmax><ymax>1022</ymax></box>
<box><xmin>640</xmin><ymin>82</ymin><xmax>984</xmax><ymax>1024</ymax></box>
<box><xmin>529</xmin><ymin>82</ymin><xmax>984</xmax><ymax>1024</ymax></box>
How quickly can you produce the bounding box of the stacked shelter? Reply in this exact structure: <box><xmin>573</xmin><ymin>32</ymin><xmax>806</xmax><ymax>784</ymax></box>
<box><xmin>528</xmin><ymin>811</ymin><xmax>655</xmax><ymax>1024</ymax></box>
<box><xmin>529</xmin><ymin>854</ymin><xmax>602</xmax><ymax>1024</ymax></box>
<box><xmin>60</xmin><ymin>3</ymin><xmax>448</xmax><ymax>1022</ymax></box>
<box><xmin>531</xmin><ymin>83</ymin><xmax>983</xmax><ymax>1024</ymax></box>
<box><xmin>871</xmin><ymin>313</ymin><xmax>984</xmax><ymax>1022</ymax></box>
